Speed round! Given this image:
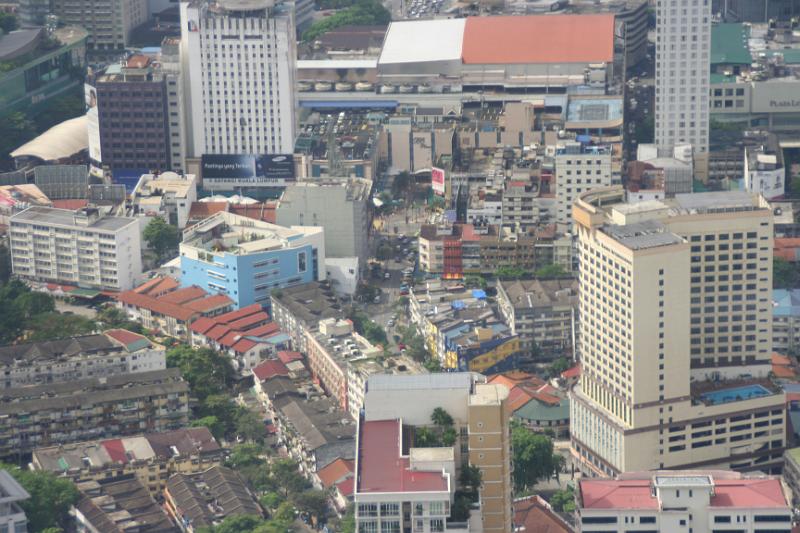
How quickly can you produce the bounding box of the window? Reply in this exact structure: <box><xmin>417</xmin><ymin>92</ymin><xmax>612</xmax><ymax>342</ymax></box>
<box><xmin>298</xmin><ymin>251</ymin><xmax>307</xmax><ymax>272</ymax></box>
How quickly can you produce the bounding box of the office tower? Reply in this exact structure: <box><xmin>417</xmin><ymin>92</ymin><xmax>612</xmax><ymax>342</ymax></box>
<box><xmin>570</xmin><ymin>188</ymin><xmax>785</xmax><ymax>477</ymax></box>
<box><xmin>88</xmin><ymin>52</ymin><xmax>186</xmax><ymax>174</ymax></box>
<box><xmin>554</xmin><ymin>141</ymin><xmax>613</xmax><ymax>230</ymax></box>
<box><xmin>9</xmin><ymin>206</ymin><xmax>143</xmax><ymax>291</ymax></box>
<box><xmin>655</xmin><ymin>0</ymin><xmax>711</xmax><ymax>158</ymax></box>
<box><xmin>180</xmin><ymin>0</ymin><xmax>296</xmax><ymax>157</ymax></box>
<box><xmin>52</xmin><ymin>0</ymin><xmax>147</xmax><ymax>51</ymax></box>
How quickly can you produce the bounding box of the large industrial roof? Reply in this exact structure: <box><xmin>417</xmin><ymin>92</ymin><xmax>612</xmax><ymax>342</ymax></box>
<box><xmin>462</xmin><ymin>14</ymin><xmax>615</xmax><ymax>64</ymax></box>
<box><xmin>10</xmin><ymin>115</ymin><xmax>88</xmax><ymax>162</ymax></box>
<box><xmin>378</xmin><ymin>18</ymin><xmax>466</xmax><ymax>65</ymax></box>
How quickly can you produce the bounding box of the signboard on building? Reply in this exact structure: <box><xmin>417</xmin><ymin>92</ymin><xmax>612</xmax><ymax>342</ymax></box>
<box><xmin>750</xmin><ymin>80</ymin><xmax>800</xmax><ymax>113</ymax></box>
<box><xmin>201</xmin><ymin>154</ymin><xmax>295</xmax><ymax>188</ymax></box>
<box><xmin>431</xmin><ymin>167</ymin><xmax>446</xmax><ymax>196</ymax></box>
<box><xmin>84</xmin><ymin>83</ymin><xmax>102</xmax><ymax>177</ymax></box>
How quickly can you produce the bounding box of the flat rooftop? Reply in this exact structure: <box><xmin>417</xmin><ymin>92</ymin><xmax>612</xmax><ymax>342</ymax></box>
<box><xmin>367</xmin><ymin>372</ymin><xmax>476</xmax><ymax>392</ymax></box>
<box><xmin>462</xmin><ymin>14</ymin><xmax>615</xmax><ymax>65</ymax></box>
<box><xmin>603</xmin><ymin>220</ymin><xmax>683</xmax><ymax>251</ymax></box>
<box><xmin>11</xmin><ymin>206</ymin><xmax>137</xmax><ymax>232</ymax></box>
<box><xmin>673</xmin><ymin>191</ymin><xmax>762</xmax><ymax>213</ymax></box>
<box><xmin>378</xmin><ymin>18</ymin><xmax>465</xmax><ymax>65</ymax></box>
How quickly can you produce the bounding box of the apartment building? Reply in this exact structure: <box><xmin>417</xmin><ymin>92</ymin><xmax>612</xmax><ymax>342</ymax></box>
<box><xmin>180</xmin><ymin>0</ymin><xmax>296</xmax><ymax>156</ymax></box>
<box><xmin>179</xmin><ymin>211</ymin><xmax>326</xmax><ymax>309</ymax></box>
<box><xmin>52</xmin><ymin>0</ymin><xmax>146</xmax><ymax>50</ymax></box>
<box><xmin>501</xmin><ymin>181</ymin><xmax>540</xmax><ymax>232</ymax></box>
<box><xmin>577</xmin><ymin>471</ymin><xmax>792</xmax><ymax>533</ymax></box>
<box><xmin>270</xmin><ymin>281</ymin><xmax>343</xmax><ymax>353</ymax></box>
<box><xmin>0</xmin><ymin>369</ymin><xmax>189</xmax><ymax>458</ymax></box>
<box><xmin>496</xmin><ymin>278</ymin><xmax>578</xmax><ymax>361</ymax></box>
<box><xmin>357</xmin><ymin>373</ymin><xmax>513</xmax><ymax>533</ymax></box>
<box><xmin>276</xmin><ymin>179</ymin><xmax>371</xmax><ymax>264</ymax></box>
<box><xmin>783</xmin><ymin>447</ymin><xmax>800</xmax><ymax>505</ymax></box>
<box><xmin>10</xmin><ymin>206</ymin><xmax>142</xmax><ymax>291</ymax></box>
<box><xmin>570</xmin><ymin>188</ymin><xmax>785</xmax><ymax>476</ymax></box>
<box><xmin>32</xmin><ymin>427</ymin><xmax>223</xmax><ymax>496</ymax></box>
<box><xmin>305</xmin><ymin>318</ymin><xmax>382</xmax><ymax>413</ymax></box>
<box><xmin>129</xmin><ymin>172</ymin><xmax>198</xmax><ymax>228</ymax></box>
<box><xmin>554</xmin><ymin>142</ymin><xmax>613</xmax><ymax>229</ymax></box>
<box><xmin>654</xmin><ymin>0</ymin><xmax>711</xmax><ymax>167</ymax></box>
<box><xmin>0</xmin><ymin>329</ymin><xmax>164</xmax><ymax>389</ymax></box>
<box><xmin>116</xmin><ymin>276</ymin><xmax>234</xmax><ymax>340</ymax></box>
<box><xmin>0</xmin><ymin>471</ymin><xmax>29</xmax><ymax>533</ymax></box>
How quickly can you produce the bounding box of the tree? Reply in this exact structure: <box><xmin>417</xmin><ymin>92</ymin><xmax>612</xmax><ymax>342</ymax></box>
<box><xmin>292</xmin><ymin>489</ymin><xmax>328</xmax><ymax>521</ymax></box>
<box><xmin>302</xmin><ymin>0</ymin><xmax>391</xmax><ymax>42</ymax></box>
<box><xmin>547</xmin><ymin>356</ymin><xmax>572</xmax><ymax>378</ymax></box>
<box><xmin>464</xmin><ymin>275</ymin><xmax>487</xmax><ymax>289</ymax></box>
<box><xmin>534</xmin><ymin>264</ymin><xmax>568</xmax><ymax>279</ymax></box>
<box><xmin>414</xmin><ymin>426</ymin><xmax>440</xmax><ymax>447</ymax></box>
<box><xmin>192</xmin><ymin>416</ymin><xmax>225</xmax><ymax>441</ymax></box>
<box><xmin>495</xmin><ymin>266</ymin><xmax>528</xmax><ymax>280</ymax></box>
<box><xmin>206</xmin><ymin>514</ymin><xmax>264</xmax><ymax>533</ymax></box>
<box><xmin>97</xmin><ymin>306</ymin><xmax>143</xmax><ymax>333</ymax></box>
<box><xmin>511</xmin><ymin>423</ymin><xmax>562</xmax><ymax>493</ymax></box>
<box><xmin>0</xmin><ymin>243</ymin><xmax>11</xmax><ymax>285</ymax></box>
<box><xmin>0</xmin><ymin>12</ymin><xmax>18</xmax><ymax>33</ymax></box>
<box><xmin>550</xmin><ymin>486</ymin><xmax>576</xmax><ymax>513</ymax></box>
<box><xmin>235</xmin><ymin>409</ymin><xmax>268</xmax><ymax>443</ymax></box>
<box><xmin>339</xmin><ymin>504</ymin><xmax>355</xmax><ymax>533</ymax></box>
<box><xmin>442</xmin><ymin>427</ymin><xmax>457</xmax><ymax>446</ymax></box>
<box><xmin>1</xmin><ymin>465</ymin><xmax>79</xmax><ymax>532</ymax></box>
<box><xmin>143</xmin><ymin>216</ymin><xmax>180</xmax><ymax>262</ymax></box>
<box><xmin>431</xmin><ymin>407</ymin><xmax>454</xmax><ymax>428</ymax></box>
<box><xmin>167</xmin><ymin>345</ymin><xmax>233</xmax><ymax>401</ymax></box>
<box><xmin>459</xmin><ymin>465</ymin><xmax>482</xmax><ymax>499</ymax></box>
<box><xmin>376</xmin><ymin>243</ymin><xmax>394</xmax><ymax>260</ymax></box>
<box><xmin>25</xmin><ymin>312</ymin><xmax>96</xmax><ymax>342</ymax></box>
<box><xmin>774</xmin><ymin>257</ymin><xmax>800</xmax><ymax>289</ymax></box>
<box><xmin>0</xmin><ymin>112</ymin><xmax>36</xmax><ymax>170</ymax></box>
<box><xmin>260</xmin><ymin>491</ymin><xmax>285</xmax><ymax>511</ymax></box>
<box><xmin>271</xmin><ymin>459</ymin><xmax>310</xmax><ymax>499</ymax></box>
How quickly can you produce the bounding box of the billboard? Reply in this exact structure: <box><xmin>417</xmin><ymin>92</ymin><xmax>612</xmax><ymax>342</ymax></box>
<box><xmin>85</xmin><ymin>83</ymin><xmax>102</xmax><ymax>170</ymax></box>
<box><xmin>431</xmin><ymin>167</ymin><xmax>446</xmax><ymax>196</ymax></box>
<box><xmin>751</xmin><ymin>80</ymin><xmax>800</xmax><ymax>113</ymax></box>
<box><xmin>201</xmin><ymin>154</ymin><xmax>295</xmax><ymax>188</ymax></box>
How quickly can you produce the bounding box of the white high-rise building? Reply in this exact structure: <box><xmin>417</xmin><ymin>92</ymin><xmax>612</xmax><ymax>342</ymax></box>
<box><xmin>654</xmin><ymin>0</ymin><xmax>711</xmax><ymax>157</ymax></box>
<box><xmin>180</xmin><ymin>0</ymin><xmax>296</xmax><ymax>157</ymax></box>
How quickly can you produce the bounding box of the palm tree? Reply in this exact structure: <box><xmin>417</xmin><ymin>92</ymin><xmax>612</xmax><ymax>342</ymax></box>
<box><xmin>431</xmin><ymin>407</ymin><xmax>454</xmax><ymax>428</ymax></box>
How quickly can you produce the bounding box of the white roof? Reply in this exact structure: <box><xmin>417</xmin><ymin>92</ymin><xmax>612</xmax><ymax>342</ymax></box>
<box><xmin>297</xmin><ymin>59</ymin><xmax>378</xmax><ymax>70</ymax></box>
<box><xmin>10</xmin><ymin>115</ymin><xmax>88</xmax><ymax>161</ymax></box>
<box><xmin>378</xmin><ymin>18</ymin><xmax>466</xmax><ymax>65</ymax></box>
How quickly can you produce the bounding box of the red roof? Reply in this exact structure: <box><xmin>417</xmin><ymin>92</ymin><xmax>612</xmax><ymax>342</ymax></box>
<box><xmin>214</xmin><ymin>304</ymin><xmax>265</xmax><ymax>324</ymax></box>
<box><xmin>226</xmin><ymin>312</ymin><xmax>270</xmax><ymax>331</ymax></box>
<box><xmin>51</xmin><ymin>199</ymin><xmax>89</xmax><ymax>210</ymax></box>
<box><xmin>775</xmin><ymin>238</ymin><xmax>800</xmax><ymax>262</ymax></box>
<box><xmin>711</xmin><ymin>479</ymin><xmax>788</xmax><ymax>508</ymax></box>
<box><xmin>252</xmin><ymin>359</ymin><xmax>289</xmax><ymax>381</ymax></box>
<box><xmin>581</xmin><ymin>477</ymin><xmax>789</xmax><ymax>510</ymax></box>
<box><xmin>318</xmin><ymin>458</ymin><xmax>355</xmax><ymax>488</ymax></box>
<box><xmin>160</xmin><ymin>286</ymin><xmax>208</xmax><ymax>304</ymax></box>
<box><xmin>134</xmin><ymin>276</ymin><xmax>180</xmax><ymax>296</ymax></box>
<box><xmin>229</xmin><ymin>203</ymin><xmax>277</xmax><ymax>224</ymax></box>
<box><xmin>513</xmin><ymin>495</ymin><xmax>572</xmax><ymax>533</ymax></box>
<box><xmin>189</xmin><ymin>317</ymin><xmax>216</xmax><ymax>335</ymax></box>
<box><xmin>101</xmin><ymin>439</ymin><xmax>128</xmax><ymax>464</ymax></box>
<box><xmin>462</xmin><ymin>14</ymin><xmax>615</xmax><ymax>65</ymax></box>
<box><xmin>357</xmin><ymin>420</ymin><xmax>448</xmax><ymax>494</ymax></box>
<box><xmin>244</xmin><ymin>322</ymin><xmax>281</xmax><ymax>338</ymax></box>
<box><xmin>232</xmin><ymin>338</ymin><xmax>258</xmax><ymax>353</ymax></box>
<box><xmin>580</xmin><ymin>479</ymin><xmax>658</xmax><ymax>510</ymax></box>
<box><xmin>335</xmin><ymin>477</ymin><xmax>354</xmax><ymax>498</ymax></box>
<box><xmin>188</xmin><ymin>202</ymin><xmax>227</xmax><ymax>220</ymax></box>
<box><xmin>116</xmin><ymin>290</ymin><xmax>197</xmax><ymax>322</ymax></box>
<box><xmin>561</xmin><ymin>364</ymin><xmax>581</xmax><ymax>379</ymax></box>
<box><xmin>184</xmin><ymin>294</ymin><xmax>233</xmax><ymax>313</ymax></box>
<box><xmin>278</xmin><ymin>351</ymin><xmax>303</xmax><ymax>364</ymax></box>
<box><xmin>105</xmin><ymin>329</ymin><xmax>148</xmax><ymax>347</ymax></box>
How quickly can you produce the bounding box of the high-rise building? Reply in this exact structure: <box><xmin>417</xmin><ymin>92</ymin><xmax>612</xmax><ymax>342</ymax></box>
<box><xmin>569</xmin><ymin>187</ymin><xmax>785</xmax><ymax>477</ymax></box>
<box><xmin>52</xmin><ymin>0</ymin><xmax>147</xmax><ymax>51</ymax></box>
<box><xmin>356</xmin><ymin>373</ymin><xmax>513</xmax><ymax>533</ymax></box>
<box><xmin>180</xmin><ymin>0</ymin><xmax>296</xmax><ymax>157</ymax></box>
<box><xmin>554</xmin><ymin>142</ymin><xmax>613</xmax><ymax>230</ymax></box>
<box><xmin>654</xmin><ymin>0</ymin><xmax>711</xmax><ymax>161</ymax></box>
<box><xmin>88</xmin><ymin>52</ymin><xmax>185</xmax><ymax>175</ymax></box>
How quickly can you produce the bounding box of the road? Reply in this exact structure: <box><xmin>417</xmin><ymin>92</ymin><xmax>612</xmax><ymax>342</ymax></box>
<box><xmin>55</xmin><ymin>300</ymin><xmax>99</xmax><ymax>319</ymax></box>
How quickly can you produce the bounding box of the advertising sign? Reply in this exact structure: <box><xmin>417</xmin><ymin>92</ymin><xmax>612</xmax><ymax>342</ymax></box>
<box><xmin>431</xmin><ymin>167</ymin><xmax>446</xmax><ymax>196</ymax></box>
<box><xmin>85</xmin><ymin>83</ymin><xmax>102</xmax><ymax>170</ymax></box>
<box><xmin>201</xmin><ymin>154</ymin><xmax>295</xmax><ymax>188</ymax></box>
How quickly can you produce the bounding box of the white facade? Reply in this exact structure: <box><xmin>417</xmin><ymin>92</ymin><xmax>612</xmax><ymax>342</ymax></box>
<box><xmin>744</xmin><ymin>147</ymin><xmax>784</xmax><ymax>201</ymax></box>
<box><xmin>180</xmin><ymin>0</ymin><xmax>296</xmax><ymax>157</ymax></box>
<box><xmin>324</xmin><ymin>257</ymin><xmax>359</xmax><ymax>296</ymax></box>
<box><xmin>0</xmin><ymin>471</ymin><xmax>29</xmax><ymax>533</ymax></box>
<box><xmin>655</xmin><ymin>0</ymin><xmax>711</xmax><ymax>156</ymax></box>
<box><xmin>554</xmin><ymin>147</ymin><xmax>613</xmax><ymax>229</ymax></box>
<box><xmin>9</xmin><ymin>207</ymin><xmax>143</xmax><ymax>291</ymax></box>
<box><xmin>160</xmin><ymin>38</ymin><xmax>189</xmax><ymax>173</ymax></box>
<box><xmin>131</xmin><ymin>171</ymin><xmax>198</xmax><ymax>228</ymax></box>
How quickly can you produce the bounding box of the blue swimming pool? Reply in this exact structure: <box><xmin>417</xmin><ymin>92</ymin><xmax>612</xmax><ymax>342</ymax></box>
<box><xmin>700</xmin><ymin>384</ymin><xmax>771</xmax><ymax>405</ymax></box>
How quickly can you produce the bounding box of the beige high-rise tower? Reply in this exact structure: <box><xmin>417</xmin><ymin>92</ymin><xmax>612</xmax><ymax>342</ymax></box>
<box><xmin>570</xmin><ymin>188</ymin><xmax>785</xmax><ymax>477</ymax></box>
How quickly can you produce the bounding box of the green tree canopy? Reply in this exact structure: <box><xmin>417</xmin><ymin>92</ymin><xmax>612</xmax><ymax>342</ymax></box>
<box><xmin>302</xmin><ymin>0</ymin><xmax>390</xmax><ymax>42</ymax></box>
<box><xmin>431</xmin><ymin>407</ymin><xmax>454</xmax><ymax>427</ymax></box>
<box><xmin>774</xmin><ymin>257</ymin><xmax>800</xmax><ymax>289</ymax></box>
<box><xmin>166</xmin><ymin>345</ymin><xmax>233</xmax><ymax>400</ymax></box>
<box><xmin>511</xmin><ymin>423</ymin><xmax>562</xmax><ymax>493</ymax></box>
<box><xmin>1</xmin><ymin>465</ymin><xmax>79</xmax><ymax>532</ymax></box>
<box><xmin>549</xmin><ymin>485</ymin><xmax>576</xmax><ymax>512</ymax></box>
<box><xmin>534</xmin><ymin>264</ymin><xmax>569</xmax><ymax>279</ymax></box>
<box><xmin>143</xmin><ymin>216</ymin><xmax>180</xmax><ymax>262</ymax></box>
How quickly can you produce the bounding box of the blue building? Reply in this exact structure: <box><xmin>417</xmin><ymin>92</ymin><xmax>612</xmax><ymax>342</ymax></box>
<box><xmin>180</xmin><ymin>212</ymin><xmax>326</xmax><ymax>309</ymax></box>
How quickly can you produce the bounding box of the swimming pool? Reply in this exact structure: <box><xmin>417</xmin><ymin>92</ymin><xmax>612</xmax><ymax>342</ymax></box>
<box><xmin>700</xmin><ymin>384</ymin><xmax>771</xmax><ymax>405</ymax></box>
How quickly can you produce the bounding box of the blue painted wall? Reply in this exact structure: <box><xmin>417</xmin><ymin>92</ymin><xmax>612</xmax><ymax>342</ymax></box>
<box><xmin>181</xmin><ymin>245</ymin><xmax>318</xmax><ymax>308</ymax></box>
